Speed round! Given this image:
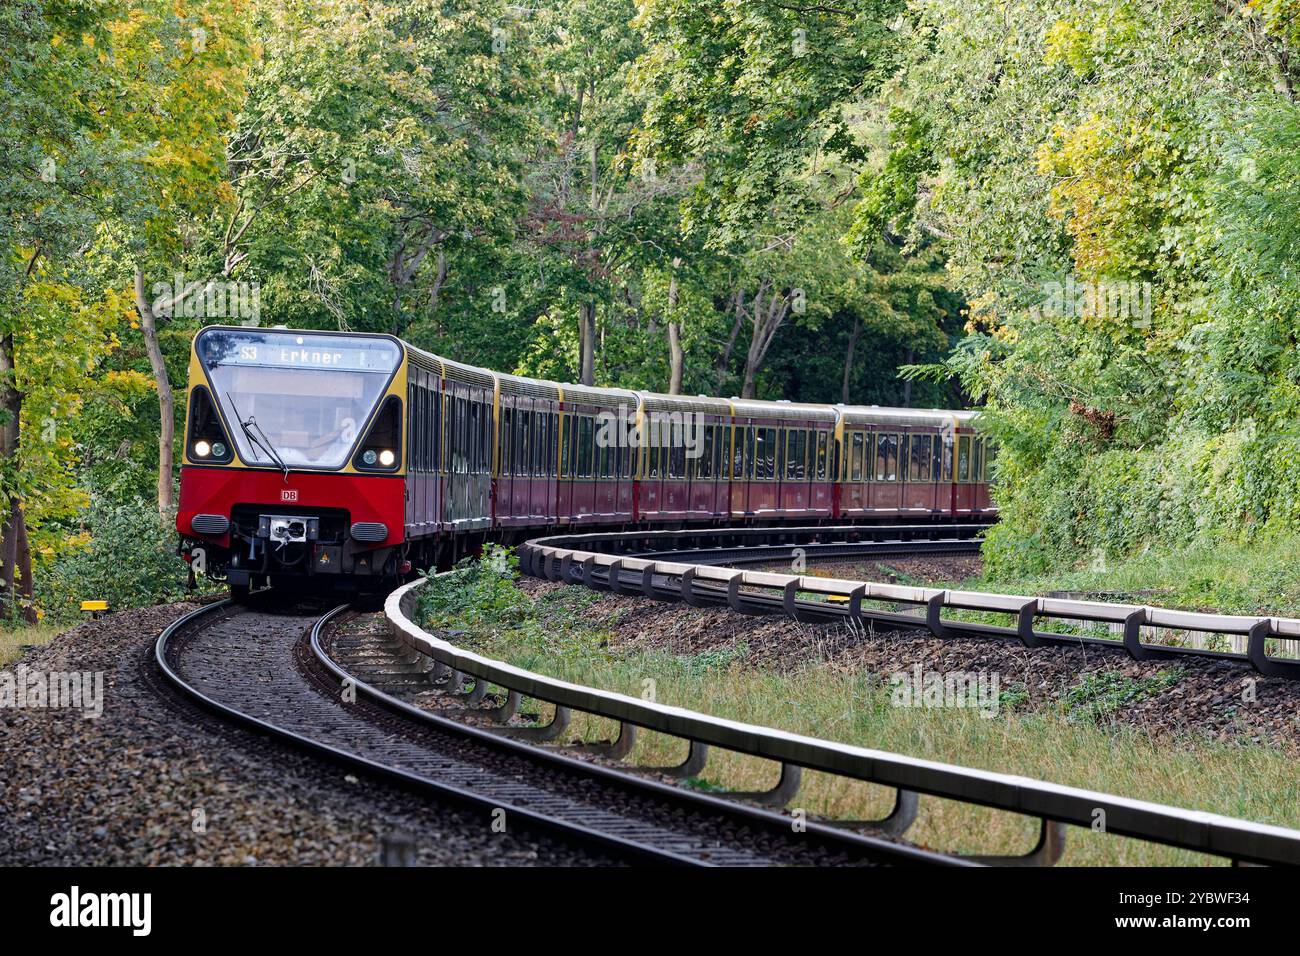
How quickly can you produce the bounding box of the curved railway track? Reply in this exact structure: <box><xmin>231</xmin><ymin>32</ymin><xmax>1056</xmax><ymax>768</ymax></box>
<box><xmin>520</xmin><ymin>524</ymin><xmax>1300</xmax><ymax>680</ymax></box>
<box><xmin>153</xmin><ymin>592</ymin><xmax>966</xmax><ymax>867</ymax></box>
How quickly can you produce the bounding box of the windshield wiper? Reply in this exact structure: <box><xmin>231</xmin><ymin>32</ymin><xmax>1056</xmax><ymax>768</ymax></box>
<box><xmin>226</xmin><ymin>393</ymin><xmax>290</xmax><ymax>483</ymax></box>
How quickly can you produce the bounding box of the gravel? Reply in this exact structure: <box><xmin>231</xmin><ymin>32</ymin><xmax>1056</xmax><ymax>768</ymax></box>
<box><xmin>0</xmin><ymin>602</ymin><xmax>611</xmax><ymax>865</ymax></box>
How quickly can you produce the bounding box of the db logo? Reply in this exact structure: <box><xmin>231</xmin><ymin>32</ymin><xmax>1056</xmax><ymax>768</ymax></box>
<box><xmin>281</xmin><ymin>489</ymin><xmax>299</xmax><ymax>502</ymax></box>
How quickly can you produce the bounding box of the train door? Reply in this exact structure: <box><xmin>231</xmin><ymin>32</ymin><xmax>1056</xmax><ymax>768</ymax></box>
<box><xmin>541</xmin><ymin>405</ymin><xmax>559</xmax><ymax>525</ymax></box>
<box><xmin>687</xmin><ymin>423</ymin><xmax>715</xmax><ymax>518</ymax></box>
<box><xmin>811</xmin><ymin>429</ymin><xmax>832</xmax><ymax>515</ymax></box>
<box><xmin>901</xmin><ymin>432</ymin><xmax>933</xmax><ymax>512</ymax></box>
<box><xmin>842</xmin><ymin>430</ymin><xmax>867</xmax><ymax>515</ymax></box>
<box><xmin>872</xmin><ymin>431</ymin><xmax>902</xmax><ymax>513</ymax></box>
<box><xmin>556</xmin><ymin>411</ymin><xmax>573</xmax><ymax>524</ymax></box>
<box><xmin>954</xmin><ymin>433</ymin><xmax>975</xmax><ymax>514</ymax></box>
<box><xmin>777</xmin><ymin>428</ymin><xmax>797</xmax><ymax>514</ymax></box>
<box><xmin>729</xmin><ymin>423</ymin><xmax>749</xmax><ymax>517</ymax></box>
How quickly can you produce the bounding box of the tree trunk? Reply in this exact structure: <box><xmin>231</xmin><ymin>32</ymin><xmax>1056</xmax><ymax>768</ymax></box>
<box><xmin>0</xmin><ymin>330</ymin><xmax>33</xmax><ymax>620</ymax></box>
<box><xmin>842</xmin><ymin>317</ymin><xmax>863</xmax><ymax>404</ymax></box>
<box><xmin>715</xmin><ymin>289</ymin><xmax>745</xmax><ymax>388</ymax></box>
<box><xmin>578</xmin><ymin>301</ymin><xmax>596</xmax><ymax>386</ymax></box>
<box><xmin>13</xmin><ymin>505</ymin><xmax>34</xmax><ymax>622</ymax></box>
<box><xmin>902</xmin><ymin>347</ymin><xmax>914</xmax><ymax>406</ymax></box>
<box><xmin>0</xmin><ymin>507</ymin><xmax>16</xmax><ymax>619</ymax></box>
<box><xmin>740</xmin><ymin>283</ymin><xmax>790</xmax><ymax>400</ymax></box>
<box><xmin>134</xmin><ymin>271</ymin><xmax>175</xmax><ymax>514</ymax></box>
<box><xmin>666</xmin><ymin>263</ymin><xmax>683</xmax><ymax>394</ymax></box>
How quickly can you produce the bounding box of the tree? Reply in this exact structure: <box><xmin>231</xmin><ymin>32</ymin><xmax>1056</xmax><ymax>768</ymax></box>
<box><xmin>631</xmin><ymin>0</ymin><xmax>902</xmax><ymax>246</ymax></box>
<box><xmin>99</xmin><ymin>1</ymin><xmax>251</xmax><ymax>514</ymax></box>
<box><xmin>0</xmin><ymin>0</ymin><xmax>153</xmax><ymax>616</ymax></box>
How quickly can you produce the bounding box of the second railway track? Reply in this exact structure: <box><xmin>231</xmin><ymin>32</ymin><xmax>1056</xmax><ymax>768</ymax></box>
<box><xmin>154</xmin><ymin>594</ymin><xmax>964</xmax><ymax>867</ymax></box>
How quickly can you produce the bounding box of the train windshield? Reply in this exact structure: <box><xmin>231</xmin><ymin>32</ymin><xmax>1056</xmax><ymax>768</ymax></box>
<box><xmin>196</xmin><ymin>328</ymin><xmax>402</xmax><ymax>470</ymax></box>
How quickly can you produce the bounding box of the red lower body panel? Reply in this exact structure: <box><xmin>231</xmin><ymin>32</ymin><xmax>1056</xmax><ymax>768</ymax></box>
<box><xmin>177</xmin><ymin>465</ymin><xmax>406</xmax><ymax>548</ymax></box>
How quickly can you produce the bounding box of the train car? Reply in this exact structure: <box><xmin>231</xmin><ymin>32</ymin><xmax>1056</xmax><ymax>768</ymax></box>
<box><xmin>836</xmin><ymin>408</ymin><xmax>988</xmax><ymax>519</ymax></box>
<box><xmin>555</xmin><ymin>383</ymin><xmax>639</xmax><ymax>527</ymax></box>
<box><xmin>177</xmin><ymin>325</ymin><xmax>994</xmax><ymax>598</ymax></box>
<box><xmin>178</xmin><ymin>326</ymin><xmax>410</xmax><ymax>597</ymax></box>
<box><xmin>728</xmin><ymin>400</ymin><xmax>838</xmax><ymax>521</ymax></box>
<box><xmin>636</xmin><ymin>393</ymin><xmax>732</xmax><ymax>523</ymax></box>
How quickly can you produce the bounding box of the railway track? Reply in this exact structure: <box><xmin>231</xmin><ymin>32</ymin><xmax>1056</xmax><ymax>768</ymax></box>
<box><xmin>153</xmin><ymin>593</ymin><xmax>965</xmax><ymax>866</ymax></box>
<box><xmin>521</xmin><ymin>524</ymin><xmax>1300</xmax><ymax>679</ymax></box>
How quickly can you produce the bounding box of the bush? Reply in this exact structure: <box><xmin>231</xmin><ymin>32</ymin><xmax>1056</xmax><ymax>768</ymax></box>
<box><xmin>38</xmin><ymin>496</ymin><xmax>198</xmax><ymax>622</ymax></box>
<box><xmin>416</xmin><ymin>544</ymin><xmax>527</xmax><ymax>632</ymax></box>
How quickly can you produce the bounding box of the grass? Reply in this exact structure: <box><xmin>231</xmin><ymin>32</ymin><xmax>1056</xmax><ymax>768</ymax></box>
<box><xmin>973</xmin><ymin>534</ymin><xmax>1300</xmax><ymax>618</ymax></box>
<box><xmin>0</xmin><ymin>620</ymin><xmax>63</xmax><ymax>667</ymax></box>
<box><xmin>861</xmin><ymin>536</ymin><xmax>1300</xmax><ymax>657</ymax></box>
<box><xmin>418</xmin><ymin>554</ymin><xmax>1300</xmax><ymax>866</ymax></box>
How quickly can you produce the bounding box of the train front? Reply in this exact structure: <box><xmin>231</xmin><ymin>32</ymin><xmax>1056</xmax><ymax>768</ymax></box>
<box><xmin>176</xmin><ymin>326</ymin><xmax>409</xmax><ymax>597</ymax></box>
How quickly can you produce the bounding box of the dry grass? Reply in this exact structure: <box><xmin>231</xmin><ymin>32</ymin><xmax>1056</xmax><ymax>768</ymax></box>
<box><xmin>449</xmin><ymin>583</ymin><xmax>1300</xmax><ymax>866</ymax></box>
<box><xmin>0</xmin><ymin>621</ymin><xmax>64</xmax><ymax>667</ymax></box>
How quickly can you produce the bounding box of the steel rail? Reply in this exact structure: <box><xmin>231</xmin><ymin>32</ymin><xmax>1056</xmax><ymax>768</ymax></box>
<box><xmin>156</xmin><ymin>597</ymin><xmax>955</xmax><ymax>865</ymax></box>
<box><xmin>310</xmin><ymin>609</ymin><xmax>967</xmax><ymax>866</ymax></box>
<box><xmin>153</xmin><ymin>600</ymin><xmax>702</xmax><ymax>865</ymax></box>
<box><xmin>379</xmin><ymin>530</ymin><xmax>1300</xmax><ymax>866</ymax></box>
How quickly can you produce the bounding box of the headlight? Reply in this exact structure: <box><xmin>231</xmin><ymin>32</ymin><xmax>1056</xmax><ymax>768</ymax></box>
<box><xmin>362</xmin><ymin>449</ymin><xmax>377</xmax><ymax>465</ymax></box>
<box><xmin>194</xmin><ymin>440</ymin><xmax>211</xmax><ymax>458</ymax></box>
<box><xmin>212</xmin><ymin>441</ymin><xmax>227</xmax><ymax>458</ymax></box>
<box><xmin>378</xmin><ymin>449</ymin><xmax>395</xmax><ymax>467</ymax></box>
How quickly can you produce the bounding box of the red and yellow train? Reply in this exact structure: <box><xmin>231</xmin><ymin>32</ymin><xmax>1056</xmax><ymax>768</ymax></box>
<box><xmin>177</xmin><ymin>326</ymin><xmax>994</xmax><ymax>596</ymax></box>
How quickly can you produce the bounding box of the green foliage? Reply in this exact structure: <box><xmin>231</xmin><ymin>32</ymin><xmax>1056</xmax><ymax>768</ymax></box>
<box><xmin>417</xmin><ymin>545</ymin><xmax>527</xmax><ymax>633</ymax></box>
<box><xmin>631</xmin><ymin>0</ymin><xmax>904</xmax><ymax>246</ymax></box>
<box><xmin>679</xmin><ymin>642</ymin><xmax>749</xmax><ymax>676</ymax></box>
<box><xmin>38</xmin><ymin>496</ymin><xmax>200</xmax><ymax>622</ymax></box>
<box><xmin>869</xmin><ymin>0</ymin><xmax>1300</xmax><ymax>573</ymax></box>
<box><xmin>1063</xmin><ymin>669</ymin><xmax>1185</xmax><ymax>724</ymax></box>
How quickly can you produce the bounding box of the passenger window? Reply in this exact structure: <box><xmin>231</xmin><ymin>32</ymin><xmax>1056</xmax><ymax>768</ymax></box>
<box><xmin>670</xmin><ymin>444</ymin><xmax>685</xmax><ymax>479</ymax></box>
<box><xmin>911</xmin><ymin>434</ymin><xmax>929</xmax><ymax>481</ymax></box>
<box><xmin>579</xmin><ymin>416</ymin><xmax>594</xmax><ymax>477</ymax></box>
<box><xmin>973</xmin><ymin>437</ymin><xmax>984</xmax><ymax>484</ymax></box>
<box><xmin>957</xmin><ymin>435</ymin><xmax>971</xmax><ymax>482</ymax></box>
<box><xmin>850</xmin><ymin>432</ymin><xmax>864</xmax><ymax>481</ymax></box>
<box><xmin>499</xmin><ymin>408</ymin><xmax>512</xmax><ymax>476</ymax></box>
<box><xmin>815</xmin><ymin>432</ymin><xmax>828</xmax><ymax>480</ymax></box>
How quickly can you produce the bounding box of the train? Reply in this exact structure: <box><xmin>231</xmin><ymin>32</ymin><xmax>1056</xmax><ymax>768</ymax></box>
<box><xmin>176</xmin><ymin>326</ymin><xmax>995</xmax><ymax>597</ymax></box>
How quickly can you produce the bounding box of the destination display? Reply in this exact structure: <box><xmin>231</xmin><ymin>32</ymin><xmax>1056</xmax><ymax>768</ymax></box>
<box><xmin>198</xmin><ymin>329</ymin><xmax>401</xmax><ymax>374</ymax></box>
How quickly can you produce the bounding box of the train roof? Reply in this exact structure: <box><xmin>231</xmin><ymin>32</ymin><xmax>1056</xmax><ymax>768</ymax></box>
<box><xmin>729</xmin><ymin>398</ymin><xmax>838</xmax><ymax>423</ymax></box>
<box><xmin>838</xmin><ymin>406</ymin><xmax>978</xmax><ymax>428</ymax></box>
<box><xmin>636</xmin><ymin>392</ymin><xmax>733</xmax><ymax>416</ymax></box>
<box><xmin>393</xmin><ymin>334</ymin><xmax>981</xmax><ymax>426</ymax></box>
